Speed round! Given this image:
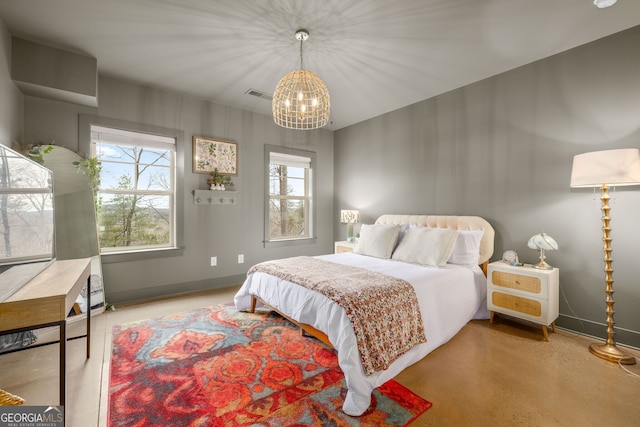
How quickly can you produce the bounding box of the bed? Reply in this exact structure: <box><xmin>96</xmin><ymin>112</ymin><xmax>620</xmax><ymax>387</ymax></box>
<box><xmin>234</xmin><ymin>214</ymin><xmax>494</xmax><ymax>416</ymax></box>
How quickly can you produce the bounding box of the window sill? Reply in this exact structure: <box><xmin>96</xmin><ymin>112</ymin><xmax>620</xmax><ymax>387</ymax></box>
<box><xmin>101</xmin><ymin>247</ymin><xmax>184</xmax><ymax>264</ymax></box>
<box><xmin>263</xmin><ymin>237</ymin><xmax>317</xmax><ymax>248</ymax></box>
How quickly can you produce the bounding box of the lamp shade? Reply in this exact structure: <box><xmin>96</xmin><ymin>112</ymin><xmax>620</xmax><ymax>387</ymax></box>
<box><xmin>340</xmin><ymin>210</ymin><xmax>360</xmax><ymax>224</ymax></box>
<box><xmin>570</xmin><ymin>148</ymin><xmax>640</xmax><ymax>188</ymax></box>
<box><xmin>527</xmin><ymin>232</ymin><xmax>558</xmax><ymax>251</ymax></box>
<box><xmin>593</xmin><ymin>0</ymin><xmax>617</xmax><ymax>8</ymax></box>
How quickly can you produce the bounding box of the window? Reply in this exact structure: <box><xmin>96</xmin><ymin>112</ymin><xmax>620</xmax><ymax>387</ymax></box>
<box><xmin>265</xmin><ymin>145</ymin><xmax>316</xmax><ymax>246</ymax></box>
<box><xmin>90</xmin><ymin>125</ymin><xmax>176</xmax><ymax>254</ymax></box>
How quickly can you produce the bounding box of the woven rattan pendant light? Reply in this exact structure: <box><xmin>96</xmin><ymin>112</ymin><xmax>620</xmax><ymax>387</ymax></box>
<box><xmin>272</xmin><ymin>29</ymin><xmax>330</xmax><ymax>130</ymax></box>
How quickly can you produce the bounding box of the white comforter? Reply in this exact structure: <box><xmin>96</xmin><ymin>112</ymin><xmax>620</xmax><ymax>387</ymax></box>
<box><xmin>234</xmin><ymin>252</ymin><xmax>489</xmax><ymax>416</ymax></box>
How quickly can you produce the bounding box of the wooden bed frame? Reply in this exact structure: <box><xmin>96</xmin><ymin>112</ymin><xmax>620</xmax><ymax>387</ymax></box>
<box><xmin>249</xmin><ymin>294</ymin><xmax>334</xmax><ymax>348</ymax></box>
<box><xmin>248</xmin><ymin>214</ymin><xmax>495</xmax><ymax>348</ymax></box>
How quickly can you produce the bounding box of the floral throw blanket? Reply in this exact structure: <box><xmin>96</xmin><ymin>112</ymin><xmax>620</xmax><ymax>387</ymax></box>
<box><xmin>248</xmin><ymin>256</ymin><xmax>427</xmax><ymax>376</ymax></box>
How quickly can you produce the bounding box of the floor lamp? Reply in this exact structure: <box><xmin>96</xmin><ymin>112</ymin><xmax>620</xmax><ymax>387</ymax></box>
<box><xmin>570</xmin><ymin>148</ymin><xmax>640</xmax><ymax>365</ymax></box>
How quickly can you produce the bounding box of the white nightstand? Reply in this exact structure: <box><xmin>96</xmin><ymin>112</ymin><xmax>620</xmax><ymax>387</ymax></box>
<box><xmin>334</xmin><ymin>241</ymin><xmax>357</xmax><ymax>254</ymax></box>
<box><xmin>487</xmin><ymin>261</ymin><xmax>559</xmax><ymax>341</ymax></box>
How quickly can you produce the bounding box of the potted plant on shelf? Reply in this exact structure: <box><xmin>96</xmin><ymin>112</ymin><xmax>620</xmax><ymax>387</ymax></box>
<box><xmin>208</xmin><ymin>168</ymin><xmax>233</xmax><ymax>190</ymax></box>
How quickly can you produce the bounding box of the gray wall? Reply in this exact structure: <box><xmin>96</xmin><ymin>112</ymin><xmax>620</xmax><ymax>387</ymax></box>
<box><xmin>11</xmin><ymin>37</ymin><xmax>98</xmax><ymax>107</ymax></box>
<box><xmin>22</xmin><ymin>76</ymin><xmax>334</xmax><ymax>304</ymax></box>
<box><xmin>334</xmin><ymin>26</ymin><xmax>640</xmax><ymax>348</ymax></box>
<box><xmin>0</xmin><ymin>19</ymin><xmax>22</xmax><ymax>145</ymax></box>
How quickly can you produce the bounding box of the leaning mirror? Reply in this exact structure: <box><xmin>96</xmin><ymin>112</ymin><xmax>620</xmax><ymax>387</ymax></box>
<box><xmin>43</xmin><ymin>146</ymin><xmax>105</xmax><ymax>316</ymax></box>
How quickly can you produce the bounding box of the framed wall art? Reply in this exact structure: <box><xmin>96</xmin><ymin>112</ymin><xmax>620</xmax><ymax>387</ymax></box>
<box><xmin>192</xmin><ymin>136</ymin><xmax>238</xmax><ymax>175</ymax></box>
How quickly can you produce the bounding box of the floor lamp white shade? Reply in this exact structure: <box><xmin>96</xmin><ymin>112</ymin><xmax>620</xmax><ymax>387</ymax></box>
<box><xmin>570</xmin><ymin>148</ymin><xmax>640</xmax><ymax>365</ymax></box>
<box><xmin>570</xmin><ymin>148</ymin><xmax>640</xmax><ymax>187</ymax></box>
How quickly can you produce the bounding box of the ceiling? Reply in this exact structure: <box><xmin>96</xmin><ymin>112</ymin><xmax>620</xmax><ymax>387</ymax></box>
<box><xmin>0</xmin><ymin>0</ymin><xmax>639</xmax><ymax>130</ymax></box>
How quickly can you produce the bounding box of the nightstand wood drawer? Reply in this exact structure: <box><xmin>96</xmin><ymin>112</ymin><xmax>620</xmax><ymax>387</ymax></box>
<box><xmin>334</xmin><ymin>241</ymin><xmax>357</xmax><ymax>254</ymax></box>
<box><xmin>491</xmin><ymin>291</ymin><xmax>542</xmax><ymax>317</ymax></box>
<box><xmin>491</xmin><ymin>271</ymin><xmax>541</xmax><ymax>294</ymax></box>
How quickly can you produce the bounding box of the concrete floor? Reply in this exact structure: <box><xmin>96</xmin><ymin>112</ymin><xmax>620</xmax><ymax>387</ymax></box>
<box><xmin>1</xmin><ymin>285</ymin><xmax>639</xmax><ymax>427</ymax></box>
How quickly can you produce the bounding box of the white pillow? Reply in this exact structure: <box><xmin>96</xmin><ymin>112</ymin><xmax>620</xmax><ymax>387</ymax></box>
<box><xmin>448</xmin><ymin>229</ymin><xmax>484</xmax><ymax>266</ymax></box>
<box><xmin>354</xmin><ymin>224</ymin><xmax>401</xmax><ymax>259</ymax></box>
<box><xmin>391</xmin><ymin>227</ymin><xmax>459</xmax><ymax>267</ymax></box>
<box><xmin>397</xmin><ymin>223</ymin><xmax>417</xmax><ymax>243</ymax></box>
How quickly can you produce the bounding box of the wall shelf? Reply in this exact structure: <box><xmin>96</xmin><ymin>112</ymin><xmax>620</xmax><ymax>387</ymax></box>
<box><xmin>193</xmin><ymin>190</ymin><xmax>238</xmax><ymax>205</ymax></box>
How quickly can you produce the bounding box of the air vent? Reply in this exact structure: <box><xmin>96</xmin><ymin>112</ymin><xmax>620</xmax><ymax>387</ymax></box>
<box><xmin>245</xmin><ymin>88</ymin><xmax>273</xmax><ymax>101</ymax></box>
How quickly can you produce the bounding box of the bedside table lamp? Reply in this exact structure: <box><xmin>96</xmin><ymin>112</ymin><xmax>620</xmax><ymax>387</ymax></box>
<box><xmin>340</xmin><ymin>210</ymin><xmax>360</xmax><ymax>243</ymax></box>
<box><xmin>527</xmin><ymin>232</ymin><xmax>557</xmax><ymax>270</ymax></box>
<box><xmin>570</xmin><ymin>148</ymin><xmax>640</xmax><ymax>365</ymax></box>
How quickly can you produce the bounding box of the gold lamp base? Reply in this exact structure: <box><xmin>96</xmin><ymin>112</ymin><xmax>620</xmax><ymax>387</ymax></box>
<box><xmin>532</xmin><ymin>247</ymin><xmax>553</xmax><ymax>270</ymax></box>
<box><xmin>589</xmin><ymin>342</ymin><xmax>636</xmax><ymax>365</ymax></box>
<box><xmin>532</xmin><ymin>259</ymin><xmax>553</xmax><ymax>270</ymax></box>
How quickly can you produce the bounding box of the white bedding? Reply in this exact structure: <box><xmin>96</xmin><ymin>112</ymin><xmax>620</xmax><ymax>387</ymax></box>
<box><xmin>234</xmin><ymin>252</ymin><xmax>489</xmax><ymax>416</ymax></box>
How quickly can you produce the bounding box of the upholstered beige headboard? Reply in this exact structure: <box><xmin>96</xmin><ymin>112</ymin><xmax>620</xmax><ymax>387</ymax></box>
<box><xmin>374</xmin><ymin>214</ymin><xmax>495</xmax><ymax>266</ymax></box>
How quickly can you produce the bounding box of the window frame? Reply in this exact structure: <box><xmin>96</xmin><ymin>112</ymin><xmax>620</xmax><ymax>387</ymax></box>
<box><xmin>264</xmin><ymin>145</ymin><xmax>317</xmax><ymax>248</ymax></box>
<box><xmin>79</xmin><ymin>114</ymin><xmax>184</xmax><ymax>263</ymax></box>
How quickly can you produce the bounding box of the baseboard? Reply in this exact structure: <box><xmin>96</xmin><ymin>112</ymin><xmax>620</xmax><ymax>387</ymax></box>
<box><xmin>104</xmin><ymin>274</ymin><xmax>245</xmax><ymax>306</ymax></box>
<box><xmin>556</xmin><ymin>314</ymin><xmax>640</xmax><ymax>351</ymax></box>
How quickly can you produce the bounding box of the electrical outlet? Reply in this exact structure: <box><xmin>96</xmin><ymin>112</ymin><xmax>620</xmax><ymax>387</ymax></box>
<box><xmin>238</xmin><ymin>254</ymin><xmax>244</xmax><ymax>264</ymax></box>
<box><xmin>210</xmin><ymin>256</ymin><xmax>217</xmax><ymax>267</ymax></box>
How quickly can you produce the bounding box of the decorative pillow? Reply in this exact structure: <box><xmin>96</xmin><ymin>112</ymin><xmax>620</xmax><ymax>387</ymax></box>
<box><xmin>448</xmin><ymin>229</ymin><xmax>484</xmax><ymax>266</ymax></box>
<box><xmin>397</xmin><ymin>223</ymin><xmax>417</xmax><ymax>244</ymax></box>
<box><xmin>391</xmin><ymin>227</ymin><xmax>459</xmax><ymax>267</ymax></box>
<box><xmin>354</xmin><ymin>224</ymin><xmax>401</xmax><ymax>259</ymax></box>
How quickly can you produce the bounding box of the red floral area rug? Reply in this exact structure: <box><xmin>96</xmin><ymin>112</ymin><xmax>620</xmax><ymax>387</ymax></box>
<box><xmin>108</xmin><ymin>304</ymin><xmax>431</xmax><ymax>426</ymax></box>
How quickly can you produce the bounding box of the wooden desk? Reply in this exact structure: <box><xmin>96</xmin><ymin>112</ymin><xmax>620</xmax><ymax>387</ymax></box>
<box><xmin>0</xmin><ymin>258</ymin><xmax>92</xmax><ymax>409</ymax></box>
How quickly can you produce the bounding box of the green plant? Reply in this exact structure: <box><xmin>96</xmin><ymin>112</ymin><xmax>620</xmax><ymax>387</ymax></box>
<box><xmin>209</xmin><ymin>168</ymin><xmax>233</xmax><ymax>186</ymax></box>
<box><xmin>12</xmin><ymin>140</ymin><xmax>53</xmax><ymax>164</ymax></box>
<box><xmin>73</xmin><ymin>156</ymin><xmax>102</xmax><ymax>200</ymax></box>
